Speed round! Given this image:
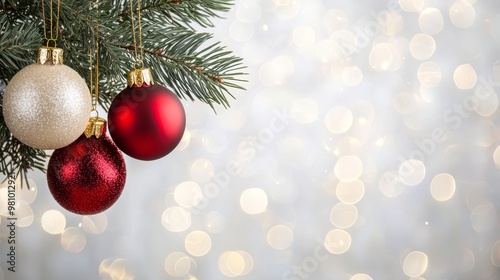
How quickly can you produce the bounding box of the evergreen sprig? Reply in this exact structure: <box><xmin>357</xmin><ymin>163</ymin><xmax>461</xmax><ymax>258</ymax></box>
<box><xmin>0</xmin><ymin>0</ymin><xmax>246</xmax><ymax>186</ymax></box>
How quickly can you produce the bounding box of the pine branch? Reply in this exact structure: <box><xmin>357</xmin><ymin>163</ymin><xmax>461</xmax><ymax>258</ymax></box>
<box><xmin>0</xmin><ymin>0</ymin><xmax>246</xmax><ymax>185</ymax></box>
<box><xmin>56</xmin><ymin>0</ymin><xmax>245</xmax><ymax>108</ymax></box>
<box><xmin>0</xmin><ymin>0</ymin><xmax>41</xmax><ymax>18</ymax></box>
<box><xmin>0</xmin><ymin>13</ymin><xmax>43</xmax><ymax>81</ymax></box>
<box><xmin>115</xmin><ymin>27</ymin><xmax>246</xmax><ymax>108</ymax></box>
<box><xmin>114</xmin><ymin>0</ymin><xmax>233</xmax><ymax>29</ymax></box>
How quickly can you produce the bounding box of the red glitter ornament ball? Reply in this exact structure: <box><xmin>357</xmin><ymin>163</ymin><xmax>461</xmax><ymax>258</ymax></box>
<box><xmin>108</xmin><ymin>83</ymin><xmax>186</xmax><ymax>161</ymax></box>
<box><xmin>47</xmin><ymin>121</ymin><xmax>126</xmax><ymax>215</ymax></box>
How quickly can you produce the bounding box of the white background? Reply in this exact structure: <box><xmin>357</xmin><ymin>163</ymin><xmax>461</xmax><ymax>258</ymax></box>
<box><xmin>3</xmin><ymin>0</ymin><xmax>500</xmax><ymax>279</ymax></box>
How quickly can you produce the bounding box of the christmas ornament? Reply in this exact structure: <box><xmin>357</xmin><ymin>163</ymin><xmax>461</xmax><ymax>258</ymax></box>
<box><xmin>3</xmin><ymin>0</ymin><xmax>91</xmax><ymax>150</ymax></box>
<box><xmin>108</xmin><ymin>68</ymin><xmax>186</xmax><ymax>160</ymax></box>
<box><xmin>107</xmin><ymin>0</ymin><xmax>185</xmax><ymax>161</ymax></box>
<box><xmin>3</xmin><ymin>46</ymin><xmax>92</xmax><ymax>150</ymax></box>
<box><xmin>47</xmin><ymin>117</ymin><xmax>126</xmax><ymax>215</ymax></box>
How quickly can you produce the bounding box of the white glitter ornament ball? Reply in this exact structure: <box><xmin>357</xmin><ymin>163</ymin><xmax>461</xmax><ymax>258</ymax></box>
<box><xmin>3</xmin><ymin>63</ymin><xmax>91</xmax><ymax>150</ymax></box>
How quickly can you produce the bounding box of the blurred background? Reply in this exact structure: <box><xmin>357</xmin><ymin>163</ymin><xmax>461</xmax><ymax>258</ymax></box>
<box><xmin>3</xmin><ymin>0</ymin><xmax>500</xmax><ymax>279</ymax></box>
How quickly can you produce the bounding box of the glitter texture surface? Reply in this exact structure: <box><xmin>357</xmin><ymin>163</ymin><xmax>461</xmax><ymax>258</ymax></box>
<box><xmin>47</xmin><ymin>132</ymin><xmax>126</xmax><ymax>215</ymax></box>
<box><xmin>3</xmin><ymin>63</ymin><xmax>91</xmax><ymax>150</ymax></box>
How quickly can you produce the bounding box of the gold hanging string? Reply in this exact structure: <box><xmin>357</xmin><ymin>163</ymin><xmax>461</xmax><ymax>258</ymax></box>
<box><xmin>84</xmin><ymin>0</ymin><xmax>105</xmax><ymax>138</ymax></box>
<box><xmin>129</xmin><ymin>0</ymin><xmax>144</xmax><ymax>69</ymax></box>
<box><xmin>89</xmin><ymin>0</ymin><xmax>100</xmax><ymax>116</ymax></box>
<box><xmin>41</xmin><ymin>0</ymin><xmax>61</xmax><ymax>47</ymax></box>
<box><xmin>85</xmin><ymin>0</ymin><xmax>106</xmax><ymax>138</ymax></box>
<box><xmin>89</xmin><ymin>37</ymin><xmax>100</xmax><ymax>116</ymax></box>
<box><xmin>89</xmin><ymin>42</ymin><xmax>94</xmax><ymax>112</ymax></box>
<box><xmin>126</xmin><ymin>0</ymin><xmax>153</xmax><ymax>87</ymax></box>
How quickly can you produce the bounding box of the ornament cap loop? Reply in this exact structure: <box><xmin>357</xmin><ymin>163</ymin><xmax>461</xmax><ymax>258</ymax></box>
<box><xmin>127</xmin><ymin>68</ymin><xmax>154</xmax><ymax>88</ymax></box>
<box><xmin>37</xmin><ymin>46</ymin><xmax>64</xmax><ymax>65</ymax></box>
<box><xmin>90</xmin><ymin>109</ymin><xmax>99</xmax><ymax>118</ymax></box>
<box><xmin>46</xmin><ymin>39</ymin><xmax>58</xmax><ymax>48</ymax></box>
<box><xmin>85</xmin><ymin>117</ymin><xmax>107</xmax><ymax>138</ymax></box>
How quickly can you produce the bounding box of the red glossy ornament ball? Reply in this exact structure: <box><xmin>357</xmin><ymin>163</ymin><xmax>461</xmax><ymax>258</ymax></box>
<box><xmin>47</xmin><ymin>130</ymin><xmax>126</xmax><ymax>215</ymax></box>
<box><xmin>108</xmin><ymin>84</ymin><xmax>186</xmax><ymax>160</ymax></box>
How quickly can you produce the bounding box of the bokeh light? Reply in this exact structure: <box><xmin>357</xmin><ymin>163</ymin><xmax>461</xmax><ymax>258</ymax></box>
<box><xmin>177</xmin><ymin>129</ymin><xmax>192</xmax><ymax>151</ymax></box>
<box><xmin>334</xmin><ymin>155</ymin><xmax>363</xmax><ymax>182</ymax></box>
<box><xmin>471</xmin><ymin>202</ymin><xmax>497</xmax><ymax>233</ymax></box>
<box><xmin>190</xmin><ymin>158</ymin><xmax>215</xmax><ymax>183</ymax></box>
<box><xmin>418</xmin><ymin>61</ymin><xmax>442</xmax><ymax>87</ymax></box>
<box><xmin>16</xmin><ymin>179</ymin><xmax>37</xmax><ymax>205</ymax></box>
<box><xmin>240</xmin><ymin>188</ymin><xmax>268</xmax><ymax>215</ymax></box>
<box><xmin>162</xmin><ymin>207</ymin><xmax>192</xmax><ymax>232</ymax></box>
<box><xmin>0</xmin><ymin>186</ymin><xmax>11</xmax><ymax>217</ymax></box>
<box><xmin>350</xmin><ymin>274</ymin><xmax>373</xmax><ymax>280</ymax></box>
<box><xmin>174</xmin><ymin>181</ymin><xmax>203</xmax><ymax>209</ymax></box>
<box><xmin>473</xmin><ymin>86</ymin><xmax>499</xmax><ymax>117</ymax></box>
<box><xmin>100</xmin><ymin>258</ymin><xmax>135</xmax><ymax>280</ymax></box>
<box><xmin>410</xmin><ymin>34</ymin><xmax>436</xmax><ymax>60</ymax></box>
<box><xmin>494</xmin><ymin>145</ymin><xmax>500</xmax><ymax>168</ymax></box>
<box><xmin>325</xmin><ymin>107</ymin><xmax>354</xmax><ymax>134</ymax></box>
<box><xmin>324</xmin><ymin>229</ymin><xmax>352</xmax><ymax>254</ymax></box>
<box><xmin>492</xmin><ymin>240</ymin><xmax>500</xmax><ymax>267</ymax></box>
<box><xmin>378</xmin><ymin>12</ymin><xmax>403</xmax><ymax>36</ymax></box>
<box><xmin>185</xmin><ymin>230</ymin><xmax>212</xmax><ymax>257</ymax></box>
<box><xmin>16</xmin><ymin>204</ymin><xmax>33</xmax><ymax>227</ymax></box>
<box><xmin>236</xmin><ymin>0</ymin><xmax>261</xmax><ymax>23</ymax></box>
<box><xmin>449</xmin><ymin>1</ymin><xmax>476</xmax><ymax>28</ymax></box>
<box><xmin>267</xmin><ymin>224</ymin><xmax>294</xmax><ymax>250</ymax></box>
<box><xmin>403</xmin><ymin>251</ymin><xmax>428</xmax><ymax>277</ymax></box>
<box><xmin>274</xmin><ymin>0</ymin><xmax>301</xmax><ymax>20</ymax></box>
<box><xmin>336</xmin><ymin>179</ymin><xmax>365</xmax><ymax>204</ymax></box>
<box><xmin>398</xmin><ymin>0</ymin><xmax>425</xmax><ymax>12</ymax></box>
<box><xmin>330</xmin><ymin>203</ymin><xmax>358</xmax><ymax>229</ymax></box>
<box><xmin>165</xmin><ymin>252</ymin><xmax>197</xmax><ymax>277</ymax></box>
<box><xmin>454</xmin><ymin>64</ymin><xmax>477</xmax><ymax>90</ymax></box>
<box><xmin>259</xmin><ymin>56</ymin><xmax>294</xmax><ymax>87</ymax></box>
<box><xmin>82</xmin><ymin>213</ymin><xmax>108</xmax><ymax>235</ymax></box>
<box><xmin>219</xmin><ymin>251</ymin><xmax>254</xmax><ymax>277</ymax></box>
<box><xmin>61</xmin><ymin>227</ymin><xmax>86</xmax><ymax>253</ymax></box>
<box><xmin>430</xmin><ymin>173</ymin><xmax>456</xmax><ymax>202</ymax></box>
<box><xmin>41</xmin><ymin>209</ymin><xmax>66</xmax><ymax>235</ymax></box>
<box><xmin>369</xmin><ymin>43</ymin><xmax>403</xmax><ymax>71</ymax></box>
<box><xmin>419</xmin><ymin>8</ymin><xmax>444</xmax><ymax>35</ymax></box>
<box><xmin>342</xmin><ymin>66</ymin><xmax>363</xmax><ymax>87</ymax></box>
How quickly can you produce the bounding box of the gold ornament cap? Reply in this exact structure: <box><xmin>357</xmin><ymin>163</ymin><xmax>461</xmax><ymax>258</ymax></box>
<box><xmin>84</xmin><ymin>117</ymin><xmax>107</xmax><ymax>138</ymax></box>
<box><xmin>127</xmin><ymin>68</ymin><xmax>154</xmax><ymax>88</ymax></box>
<box><xmin>37</xmin><ymin>46</ymin><xmax>64</xmax><ymax>65</ymax></box>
